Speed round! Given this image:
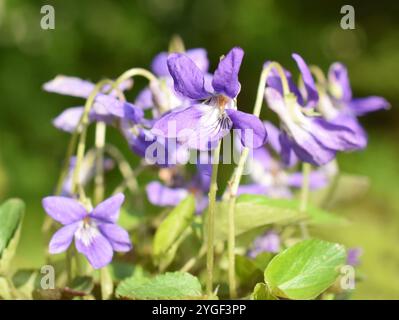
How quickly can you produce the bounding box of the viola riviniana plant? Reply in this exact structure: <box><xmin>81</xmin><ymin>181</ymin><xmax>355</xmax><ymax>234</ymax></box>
<box><xmin>0</xmin><ymin>38</ymin><xmax>387</xmax><ymax>300</ymax></box>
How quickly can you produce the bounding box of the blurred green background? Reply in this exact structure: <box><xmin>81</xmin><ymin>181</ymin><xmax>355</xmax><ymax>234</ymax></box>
<box><xmin>0</xmin><ymin>0</ymin><xmax>398</xmax><ymax>299</ymax></box>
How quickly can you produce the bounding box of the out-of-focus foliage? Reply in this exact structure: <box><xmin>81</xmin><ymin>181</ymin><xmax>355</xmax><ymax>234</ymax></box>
<box><xmin>0</xmin><ymin>0</ymin><xmax>398</xmax><ymax>299</ymax></box>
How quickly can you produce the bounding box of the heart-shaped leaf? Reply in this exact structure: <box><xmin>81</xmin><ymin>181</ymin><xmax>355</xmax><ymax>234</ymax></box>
<box><xmin>116</xmin><ymin>272</ymin><xmax>202</xmax><ymax>300</ymax></box>
<box><xmin>211</xmin><ymin>194</ymin><xmax>300</xmax><ymax>241</ymax></box>
<box><xmin>264</xmin><ymin>239</ymin><xmax>346</xmax><ymax>300</ymax></box>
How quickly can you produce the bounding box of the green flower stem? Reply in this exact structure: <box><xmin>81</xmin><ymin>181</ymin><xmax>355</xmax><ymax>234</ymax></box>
<box><xmin>115</xmin><ymin>68</ymin><xmax>157</xmax><ymax>86</ymax></box>
<box><xmin>100</xmin><ymin>267</ymin><xmax>114</xmax><ymax>300</ymax></box>
<box><xmin>206</xmin><ymin>140</ymin><xmax>222</xmax><ymax>296</ymax></box>
<box><xmin>320</xmin><ymin>160</ymin><xmax>339</xmax><ymax>209</ymax></box>
<box><xmin>226</xmin><ymin>148</ymin><xmax>249</xmax><ymax>299</ymax></box>
<box><xmin>299</xmin><ymin>162</ymin><xmax>311</xmax><ymax>238</ymax></box>
<box><xmin>72</xmin><ymin>79</ymin><xmax>113</xmax><ymax>198</ymax></box>
<box><xmin>94</xmin><ymin>121</ymin><xmax>107</xmax><ymax>205</ymax></box>
<box><xmin>310</xmin><ymin>65</ymin><xmax>327</xmax><ymax>85</ymax></box>
<box><xmin>224</xmin><ymin>62</ymin><xmax>290</xmax><ymax>298</ymax></box>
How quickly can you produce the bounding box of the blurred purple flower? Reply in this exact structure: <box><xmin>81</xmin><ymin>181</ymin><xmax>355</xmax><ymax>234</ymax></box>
<box><xmin>316</xmin><ymin>63</ymin><xmax>390</xmax><ymax>150</ymax></box>
<box><xmin>121</xmin><ymin>122</ymin><xmax>189</xmax><ymax>167</ymax></box>
<box><xmin>265</xmin><ymin>54</ymin><xmax>367</xmax><ymax>166</ymax></box>
<box><xmin>152</xmin><ymin>47</ymin><xmax>267</xmax><ymax>151</ymax></box>
<box><xmin>327</xmin><ymin>63</ymin><xmax>390</xmax><ymax>117</ymax></box>
<box><xmin>61</xmin><ymin>152</ymin><xmax>114</xmax><ymax>197</ymax></box>
<box><xmin>347</xmin><ymin>247</ymin><xmax>363</xmax><ymax>266</ymax></box>
<box><xmin>42</xmin><ymin>193</ymin><xmax>132</xmax><ymax>269</ymax></box>
<box><xmin>146</xmin><ymin>162</ymin><xmax>211</xmax><ymax>213</ymax></box>
<box><xmin>237</xmin><ymin>122</ymin><xmax>329</xmax><ymax>198</ymax></box>
<box><xmin>248</xmin><ymin>231</ymin><xmax>281</xmax><ymax>258</ymax></box>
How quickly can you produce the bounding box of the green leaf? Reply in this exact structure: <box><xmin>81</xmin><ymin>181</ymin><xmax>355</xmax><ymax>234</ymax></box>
<box><xmin>264</xmin><ymin>239</ymin><xmax>346</xmax><ymax>300</ymax></box>
<box><xmin>211</xmin><ymin>194</ymin><xmax>345</xmax><ymax>240</ymax></box>
<box><xmin>212</xmin><ymin>194</ymin><xmax>301</xmax><ymax>241</ymax></box>
<box><xmin>0</xmin><ymin>199</ymin><xmax>25</xmax><ymax>274</ymax></box>
<box><xmin>153</xmin><ymin>195</ymin><xmax>195</xmax><ymax>266</ymax></box>
<box><xmin>116</xmin><ymin>272</ymin><xmax>202</xmax><ymax>300</ymax></box>
<box><xmin>251</xmin><ymin>283</ymin><xmax>277</xmax><ymax>300</ymax></box>
<box><xmin>306</xmin><ymin>206</ymin><xmax>348</xmax><ymax>226</ymax></box>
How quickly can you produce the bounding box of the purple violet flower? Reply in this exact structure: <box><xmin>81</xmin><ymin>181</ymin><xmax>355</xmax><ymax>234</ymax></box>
<box><xmin>121</xmin><ymin>122</ymin><xmax>189</xmax><ymax>167</ymax></box>
<box><xmin>135</xmin><ymin>48</ymin><xmax>210</xmax><ymax>116</ymax></box>
<box><xmin>42</xmin><ymin>193</ymin><xmax>132</xmax><ymax>269</ymax></box>
<box><xmin>327</xmin><ymin>63</ymin><xmax>390</xmax><ymax>117</ymax></box>
<box><xmin>152</xmin><ymin>47</ymin><xmax>267</xmax><ymax>151</ymax></box>
<box><xmin>44</xmin><ymin>75</ymin><xmax>143</xmax><ymax>133</ymax></box>
<box><xmin>248</xmin><ymin>231</ymin><xmax>281</xmax><ymax>258</ymax></box>
<box><xmin>315</xmin><ymin>63</ymin><xmax>390</xmax><ymax>149</ymax></box>
<box><xmin>237</xmin><ymin>122</ymin><xmax>329</xmax><ymax>198</ymax></box>
<box><xmin>265</xmin><ymin>54</ymin><xmax>368</xmax><ymax>166</ymax></box>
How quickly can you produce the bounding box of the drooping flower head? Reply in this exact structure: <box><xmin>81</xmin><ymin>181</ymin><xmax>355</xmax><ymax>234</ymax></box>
<box><xmin>237</xmin><ymin>122</ymin><xmax>329</xmax><ymax>198</ymax></box>
<box><xmin>325</xmin><ymin>63</ymin><xmax>390</xmax><ymax>117</ymax></box>
<box><xmin>152</xmin><ymin>47</ymin><xmax>267</xmax><ymax>151</ymax></box>
<box><xmin>44</xmin><ymin>76</ymin><xmax>143</xmax><ymax>133</ymax></box>
<box><xmin>42</xmin><ymin>193</ymin><xmax>132</xmax><ymax>269</ymax></box>
<box><xmin>315</xmin><ymin>62</ymin><xmax>390</xmax><ymax>150</ymax></box>
<box><xmin>265</xmin><ymin>54</ymin><xmax>367</xmax><ymax>166</ymax></box>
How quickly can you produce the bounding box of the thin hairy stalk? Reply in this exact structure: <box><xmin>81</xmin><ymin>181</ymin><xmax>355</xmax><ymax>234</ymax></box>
<box><xmin>206</xmin><ymin>141</ymin><xmax>222</xmax><ymax>296</ymax></box>
<box><xmin>225</xmin><ymin>62</ymin><xmax>290</xmax><ymax>298</ymax></box>
<box><xmin>299</xmin><ymin>162</ymin><xmax>311</xmax><ymax>238</ymax></box>
<box><xmin>115</xmin><ymin>68</ymin><xmax>157</xmax><ymax>86</ymax></box>
<box><xmin>100</xmin><ymin>267</ymin><xmax>114</xmax><ymax>300</ymax></box>
<box><xmin>71</xmin><ymin>79</ymin><xmax>113</xmax><ymax>198</ymax></box>
<box><xmin>310</xmin><ymin>65</ymin><xmax>327</xmax><ymax>85</ymax></box>
<box><xmin>94</xmin><ymin>122</ymin><xmax>107</xmax><ymax>205</ymax></box>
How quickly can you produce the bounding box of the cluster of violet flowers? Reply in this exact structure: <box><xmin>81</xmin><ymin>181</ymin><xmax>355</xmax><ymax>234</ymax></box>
<box><xmin>41</xmin><ymin>39</ymin><xmax>388</xmax><ymax>297</ymax></box>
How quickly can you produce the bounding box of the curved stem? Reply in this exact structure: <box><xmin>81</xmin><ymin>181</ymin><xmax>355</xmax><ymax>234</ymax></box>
<box><xmin>253</xmin><ymin>61</ymin><xmax>290</xmax><ymax>117</ymax></box>
<box><xmin>71</xmin><ymin>79</ymin><xmax>113</xmax><ymax>199</ymax></box>
<box><xmin>115</xmin><ymin>68</ymin><xmax>157</xmax><ymax>86</ymax></box>
<box><xmin>206</xmin><ymin>141</ymin><xmax>222</xmax><ymax>296</ymax></box>
<box><xmin>310</xmin><ymin>65</ymin><xmax>327</xmax><ymax>86</ymax></box>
